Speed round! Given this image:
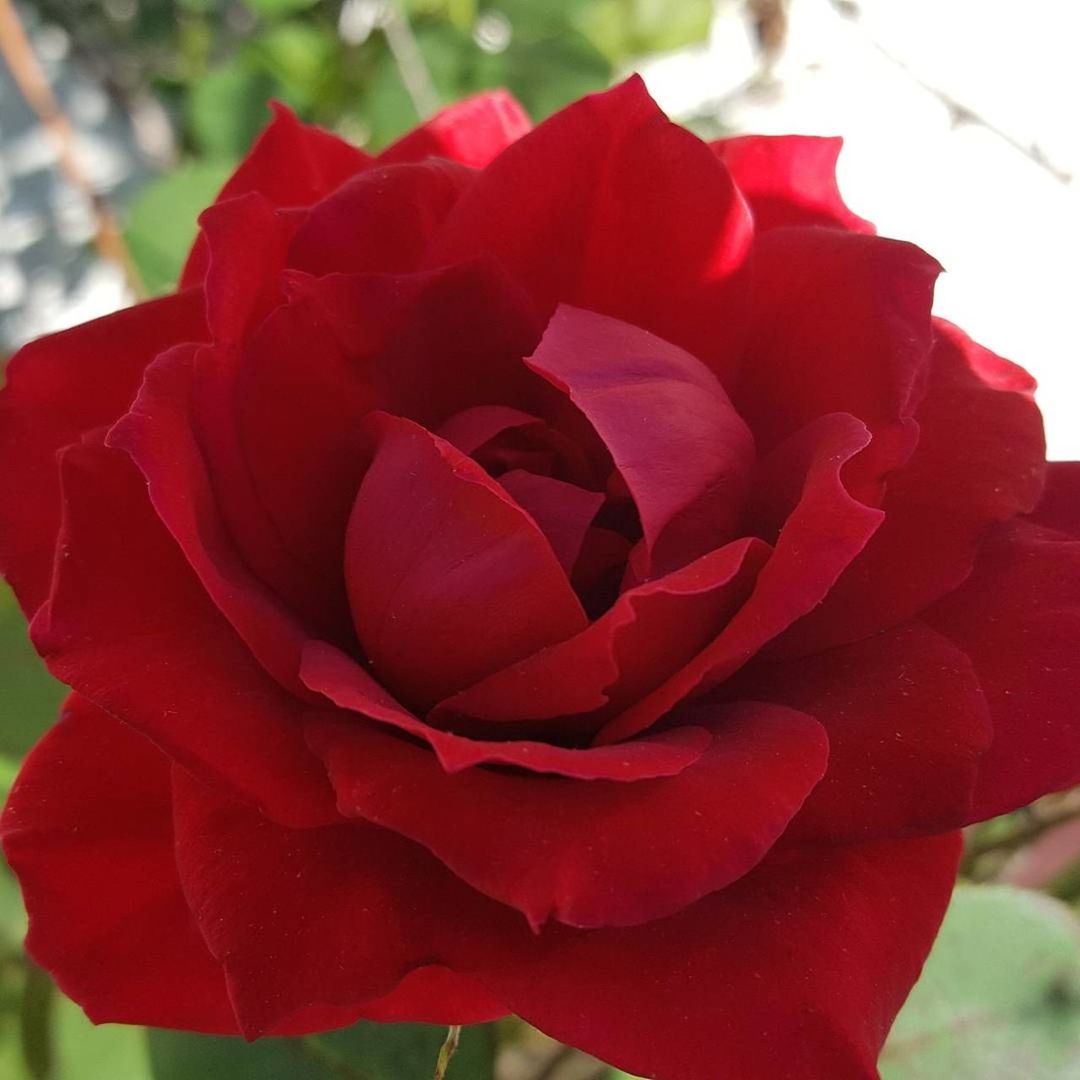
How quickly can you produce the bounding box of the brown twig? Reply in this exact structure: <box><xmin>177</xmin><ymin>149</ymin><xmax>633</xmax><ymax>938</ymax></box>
<box><xmin>0</xmin><ymin>0</ymin><xmax>145</xmax><ymax>298</ymax></box>
<box><xmin>434</xmin><ymin>1024</ymin><xmax>462</xmax><ymax>1080</ymax></box>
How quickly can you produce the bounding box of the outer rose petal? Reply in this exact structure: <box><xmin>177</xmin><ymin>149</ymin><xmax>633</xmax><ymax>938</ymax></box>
<box><xmin>31</xmin><ymin>441</ymin><xmax>336</xmax><ymax>827</ymax></box>
<box><xmin>288</xmin><ymin>159</ymin><xmax>472</xmax><ymax>276</ymax></box>
<box><xmin>378</xmin><ymin>89</ymin><xmax>532</xmax><ymax>167</ymax></box>
<box><xmin>426</xmin><ymin>76</ymin><xmax>753</xmax><ymax>383</ymax></box>
<box><xmin>1026</xmin><ymin>460</ymin><xmax>1080</xmax><ymax>536</ymax></box>
<box><xmin>0</xmin><ymin>290</ymin><xmax>207</xmax><ymax>617</ymax></box>
<box><xmin>778</xmin><ymin>318</ymin><xmax>1046</xmax><ymax>653</ymax></box>
<box><xmin>734</xmin><ymin>227</ymin><xmax>940</xmax><ymax>451</ymax></box>
<box><xmin>460</xmin><ymin>833</ymin><xmax>963</xmax><ymax>1080</ymax></box>
<box><xmin>925</xmin><ymin>521</ymin><xmax>1080</xmax><ymax>818</ymax></box>
<box><xmin>729</xmin><ymin>621</ymin><xmax>991</xmax><ymax>842</ymax></box>
<box><xmin>171</xmin><ymin>768</ymin><xmax>516</xmax><ymax>1037</ymax></box>
<box><xmin>525</xmin><ymin>305</ymin><xmax>755</xmax><ymax>578</ymax></box>
<box><xmin>308</xmin><ymin>701</ymin><xmax>827</xmax><ymax>930</ymax></box>
<box><xmin>0</xmin><ymin>697</ymin><xmax>498</xmax><ymax>1034</ymax></box>
<box><xmin>346</xmin><ymin>414</ymin><xmax>586</xmax><ymax>711</ymax></box>
<box><xmin>181</xmin><ymin>103</ymin><xmax>370</xmax><ymax>287</ymax></box>
<box><xmin>0</xmin><ymin>696</ymin><xmax>238</xmax><ymax>1033</ymax></box>
<box><xmin>713</xmin><ymin>134</ymin><xmax>875</xmax><ymax>233</ymax></box>
<box><xmin>109</xmin><ymin>346</ymin><xmax>321</xmax><ymax>692</ymax></box>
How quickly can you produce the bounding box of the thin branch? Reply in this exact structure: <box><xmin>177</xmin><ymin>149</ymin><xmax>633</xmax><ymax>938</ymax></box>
<box><xmin>380</xmin><ymin>0</ymin><xmax>441</xmax><ymax>120</ymax></box>
<box><xmin>0</xmin><ymin>0</ymin><xmax>145</xmax><ymax>297</ymax></box>
<box><xmin>433</xmin><ymin>1024</ymin><xmax>462</xmax><ymax>1080</ymax></box>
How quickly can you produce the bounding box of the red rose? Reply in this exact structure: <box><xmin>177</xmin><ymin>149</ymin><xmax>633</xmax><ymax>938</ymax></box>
<box><xmin>2</xmin><ymin>78</ymin><xmax>1077</xmax><ymax>1079</ymax></box>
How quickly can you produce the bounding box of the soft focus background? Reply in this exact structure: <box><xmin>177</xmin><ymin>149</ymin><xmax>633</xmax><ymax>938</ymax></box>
<box><xmin>1</xmin><ymin>1</ymin><xmax>1078</xmax><ymax>1077</ymax></box>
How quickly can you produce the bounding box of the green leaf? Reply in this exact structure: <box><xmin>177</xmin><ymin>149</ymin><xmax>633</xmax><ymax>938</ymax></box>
<box><xmin>149</xmin><ymin>1021</ymin><xmax>496</xmax><ymax>1080</ymax></box>
<box><xmin>244</xmin><ymin>0</ymin><xmax>321</xmax><ymax>20</ymax></box>
<box><xmin>881</xmin><ymin>884</ymin><xmax>1080</xmax><ymax>1079</ymax></box>
<box><xmin>247</xmin><ymin>22</ymin><xmax>339</xmax><ymax>111</ymax></box>
<box><xmin>53</xmin><ymin>992</ymin><xmax>152</xmax><ymax>1079</ymax></box>
<box><xmin>124</xmin><ymin>161</ymin><xmax>235</xmax><ymax>295</ymax></box>
<box><xmin>0</xmin><ymin>584</ymin><xmax>65</xmax><ymax>759</ymax></box>
<box><xmin>186</xmin><ymin>59</ymin><xmax>280</xmax><ymax>159</ymax></box>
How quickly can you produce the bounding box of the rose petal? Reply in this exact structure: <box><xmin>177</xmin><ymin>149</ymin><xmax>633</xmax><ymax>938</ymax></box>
<box><xmin>1028</xmin><ymin>460</ymin><xmax>1080</xmax><ymax>536</ymax></box>
<box><xmin>730</xmin><ymin>621</ymin><xmax>992</xmax><ymax>842</ymax></box>
<box><xmin>378</xmin><ymin>89</ymin><xmax>531</xmax><ymax>167</ymax></box>
<box><xmin>713</xmin><ymin>134</ymin><xmax>875</xmax><ymax>233</ymax></box>
<box><xmin>777</xmin><ymin>318</ymin><xmax>1047</xmax><ymax>653</ymax></box>
<box><xmin>435</xmin><ymin>537</ymin><xmax>768</xmax><ymax>736</ymax></box>
<box><xmin>346</xmin><ymin>414</ymin><xmax>587</xmax><ymax>710</ymax></box>
<box><xmin>30</xmin><ymin>441</ymin><xmax>335</xmax><ymax>827</ymax></box>
<box><xmin>301</xmin><ymin>641</ymin><xmax>710</xmax><ymax>780</ymax></box>
<box><xmin>171</xmin><ymin>768</ymin><xmax>517</xmax><ymax>1037</ymax></box>
<box><xmin>0</xmin><ymin>695</ymin><xmax>238</xmax><ymax>1032</ymax></box>
<box><xmin>925</xmin><ymin>521</ymin><xmax>1080</xmax><ymax>818</ymax></box>
<box><xmin>436</xmin><ymin>404</ymin><xmax>540</xmax><ymax>455</ymax></box>
<box><xmin>734</xmin><ymin>227</ymin><xmax>940</xmax><ymax>451</ymax></box>
<box><xmin>0</xmin><ymin>290</ymin><xmax>207</xmax><ymax>617</ymax></box>
<box><xmin>108</xmin><ymin>346</ymin><xmax>322</xmax><ymax>690</ymax></box>
<box><xmin>288</xmin><ymin>159</ymin><xmax>471</xmax><ymax>276</ymax></box>
<box><xmin>459</xmin><ymin>833</ymin><xmax>962</xmax><ymax>1080</ymax></box>
<box><xmin>498</xmin><ymin>470</ymin><xmax>603</xmax><ymax>572</ymax></box>
<box><xmin>308</xmin><ymin>701</ymin><xmax>826</xmax><ymax>930</ymax></box>
<box><xmin>181</xmin><ymin>103</ymin><xmax>370</xmax><ymax>287</ymax></box>
<box><xmin>525</xmin><ymin>305</ymin><xmax>755</xmax><ymax>577</ymax></box>
<box><xmin>426</xmin><ymin>76</ymin><xmax>752</xmax><ymax>382</ymax></box>
<box><xmin>596</xmin><ymin>412</ymin><xmax>882</xmax><ymax>744</ymax></box>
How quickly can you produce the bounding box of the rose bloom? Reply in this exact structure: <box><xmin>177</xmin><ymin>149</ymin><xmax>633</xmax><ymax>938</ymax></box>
<box><xmin>1</xmin><ymin>78</ymin><xmax>1078</xmax><ymax>1079</ymax></box>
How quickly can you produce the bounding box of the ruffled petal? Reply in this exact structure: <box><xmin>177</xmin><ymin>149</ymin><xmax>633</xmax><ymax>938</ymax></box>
<box><xmin>459</xmin><ymin>833</ymin><xmax>962</xmax><ymax>1080</ymax></box>
<box><xmin>925</xmin><ymin>521</ymin><xmax>1080</xmax><ymax>819</ymax></box>
<box><xmin>0</xmin><ymin>291</ymin><xmax>207</xmax><ymax>617</ymax></box>
<box><xmin>713</xmin><ymin>134</ymin><xmax>874</xmax><ymax>233</ymax></box>
<box><xmin>731</xmin><ymin>621</ymin><xmax>991</xmax><ymax>842</ymax></box>
<box><xmin>30</xmin><ymin>441</ymin><xmax>336</xmax><ymax>827</ymax></box>
<box><xmin>301</xmin><ymin>641</ymin><xmax>710</xmax><ymax>780</ymax></box>
<box><xmin>345</xmin><ymin>414</ymin><xmax>586</xmax><ymax>711</ymax></box>
<box><xmin>435</xmin><ymin>537</ymin><xmax>767</xmax><ymax>736</ymax></box>
<box><xmin>378</xmin><ymin>89</ymin><xmax>531</xmax><ymax>167</ymax></box>
<box><xmin>525</xmin><ymin>305</ymin><xmax>755</xmax><ymax>577</ymax></box>
<box><xmin>308</xmin><ymin>701</ymin><xmax>826</xmax><ymax>930</ymax></box>
<box><xmin>181</xmin><ymin>103</ymin><xmax>370</xmax><ymax>287</ymax></box>
<box><xmin>426</xmin><ymin>76</ymin><xmax>752</xmax><ymax>382</ymax></box>
<box><xmin>779</xmin><ymin>318</ymin><xmax>1046</xmax><ymax>653</ymax></box>
<box><xmin>597</xmin><ymin>412</ymin><xmax>882</xmax><ymax>744</ymax></box>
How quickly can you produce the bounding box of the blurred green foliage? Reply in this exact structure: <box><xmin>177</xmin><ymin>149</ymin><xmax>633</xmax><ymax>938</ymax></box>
<box><xmin>30</xmin><ymin>0</ymin><xmax>714</xmax><ymax>293</ymax></box>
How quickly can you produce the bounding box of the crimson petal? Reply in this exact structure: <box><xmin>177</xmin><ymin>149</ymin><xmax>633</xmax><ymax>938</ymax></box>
<box><xmin>0</xmin><ymin>290</ymin><xmax>207</xmax><ymax>617</ymax></box>
<box><xmin>181</xmin><ymin>103</ymin><xmax>370</xmax><ymax>287</ymax></box>
<box><xmin>30</xmin><ymin>441</ymin><xmax>336</xmax><ymax>827</ymax></box>
<box><xmin>171</xmin><ymin>769</ymin><xmax>514</xmax><ymax>1037</ymax></box>
<box><xmin>346</xmin><ymin>414</ymin><xmax>586</xmax><ymax>710</ymax></box>
<box><xmin>378</xmin><ymin>89</ymin><xmax>531</xmax><ymax>167</ymax></box>
<box><xmin>925</xmin><ymin>521</ymin><xmax>1080</xmax><ymax>818</ymax></box>
<box><xmin>459</xmin><ymin>833</ymin><xmax>962</xmax><ymax>1080</ymax></box>
<box><xmin>426</xmin><ymin>76</ymin><xmax>752</xmax><ymax>382</ymax></box>
<box><xmin>526</xmin><ymin>305</ymin><xmax>755</xmax><ymax>578</ymax></box>
<box><xmin>731</xmin><ymin>621</ymin><xmax>991</xmax><ymax>842</ymax></box>
<box><xmin>301</xmin><ymin>641</ymin><xmax>710</xmax><ymax>780</ymax></box>
<box><xmin>713</xmin><ymin>134</ymin><xmax>875</xmax><ymax>233</ymax></box>
<box><xmin>309</xmin><ymin>701</ymin><xmax>826</xmax><ymax>930</ymax></box>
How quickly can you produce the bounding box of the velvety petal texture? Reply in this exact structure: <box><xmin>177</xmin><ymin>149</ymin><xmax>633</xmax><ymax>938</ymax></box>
<box><xmin>1</xmin><ymin>74</ymin><xmax>1075</xmax><ymax>1080</ymax></box>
